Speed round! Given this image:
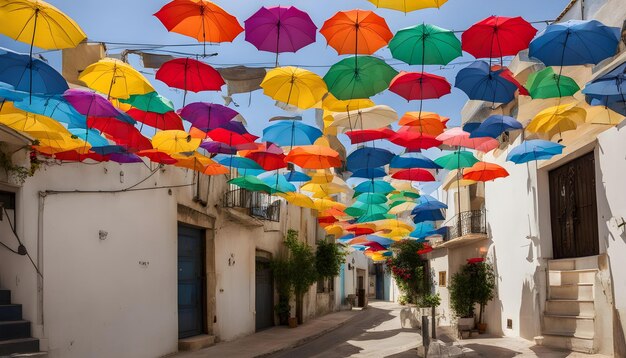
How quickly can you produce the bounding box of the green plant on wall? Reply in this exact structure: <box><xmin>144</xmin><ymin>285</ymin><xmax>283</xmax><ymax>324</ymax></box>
<box><xmin>315</xmin><ymin>238</ymin><xmax>345</xmax><ymax>282</ymax></box>
<box><xmin>0</xmin><ymin>145</ymin><xmax>41</xmax><ymax>185</ymax></box>
<box><xmin>284</xmin><ymin>229</ymin><xmax>317</xmax><ymax>324</ymax></box>
<box><xmin>449</xmin><ymin>260</ymin><xmax>496</xmax><ymax>321</ymax></box>
<box><xmin>270</xmin><ymin>256</ymin><xmax>292</xmax><ymax>324</ymax></box>
<box><xmin>385</xmin><ymin>239</ymin><xmax>429</xmax><ymax>304</ymax></box>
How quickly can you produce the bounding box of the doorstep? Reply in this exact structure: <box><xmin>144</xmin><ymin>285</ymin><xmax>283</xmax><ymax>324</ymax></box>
<box><xmin>178</xmin><ymin>335</ymin><xmax>215</xmax><ymax>352</ymax></box>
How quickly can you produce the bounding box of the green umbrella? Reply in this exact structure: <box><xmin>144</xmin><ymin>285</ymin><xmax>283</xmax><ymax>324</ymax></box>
<box><xmin>228</xmin><ymin>175</ymin><xmax>276</xmax><ymax>194</ymax></box>
<box><xmin>345</xmin><ymin>202</ymin><xmax>389</xmax><ymax>217</ymax></box>
<box><xmin>356</xmin><ymin>213</ymin><xmax>395</xmax><ymax>223</ymax></box>
<box><xmin>355</xmin><ymin>192</ymin><xmax>388</xmax><ymax>204</ymax></box>
<box><xmin>526</xmin><ymin>67</ymin><xmax>580</xmax><ymax>99</ymax></box>
<box><xmin>120</xmin><ymin>92</ymin><xmax>174</xmax><ymax>114</ymax></box>
<box><xmin>324</xmin><ymin>56</ymin><xmax>398</xmax><ymax>100</ymax></box>
<box><xmin>434</xmin><ymin>150</ymin><xmax>479</xmax><ymax>170</ymax></box>
<box><xmin>389</xmin><ymin>24</ymin><xmax>461</xmax><ymax>66</ymax></box>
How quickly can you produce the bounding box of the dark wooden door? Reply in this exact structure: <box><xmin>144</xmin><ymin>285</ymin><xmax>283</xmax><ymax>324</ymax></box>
<box><xmin>178</xmin><ymin>225</ymin><xmax>206</xmax><ymax>338</ymax></box>
<box><xmin>375</xmin><ymin>264</ymin><xmax>384</xmax><ymax>300</ymax></box>
<box><xmin>255</xmin><ymin>257</ymin><xmax>274</xmax><ymax>331</ymax></box>
<box><xmin>549</xmin><ymin>152</ymin><xmax>599</xmax><ymax>259</ymax></box>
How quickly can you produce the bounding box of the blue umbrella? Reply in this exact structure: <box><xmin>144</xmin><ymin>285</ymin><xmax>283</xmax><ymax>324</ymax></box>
<box><xmin>261</xmin><ymin>174</ymin><xmax>297</xmax><ymax>193</ymax></box>
<box><xmin>412</xmin><ymin>209</ymin><xmax>445</xmax><ymax>223</ymax></box>
<box><xmin>351</xmin><ymin>167</ymin><xmax>387</xmax><ymax>179</ymax></box>
<box><xmin>283</xmin><ymin>170</ymin><xmax>311</xmax><ymax>182</ymax></box>
<box><xmin>347</xmin><ymin>147</ymin><xmax>395</xmax><ymax>172</ymax></box>
<box><xmin>217</xmin><ymin>156</ymin><xmax>263</xmax><ymax>169</ymax></box>
<box><xmin>262</xmin><ymin>120</ymin><xmax>322</xmax><ymax>147</ymax></box>
<box><xmin>354</xmin><ymin>180</ymin><xmax>395</xmax><ymax>195</ymax></box>
<box><xmin>455</xmin><ymin>60</ymin><xmax>518</xmax><ymax>104</ymax></box>
<box><xmin>506</xmin><ymin>139</ymin><xmax>565</xmax><ymax>164</ymax></box>
<box><xmin>0</xmin><ymin>83</ymin><xmax>29</xmax><ymax>101</ymax></box>
<box><xmin>462</xmin><ymin>121</ymin><xmax>481</xmax><ymax>134</ymax></box>
<box><xmin>582</xmin><ymin>61</ymin><xmax>626</xmax><ymax>115</ymax></box>
<box><xmin>364</xmin><ymin>235</ymin><xmax>395</xmax><ymax>248</ymax></box>
<box><xmin>69</xmin><ymin>128</ymin><xmax>109</xmax><ymax>147</ymax></box>
<box><xmin>410</xmin><ymin>222</ymin><xmax>436</xmax><ymax>239</ymax></box>
<box><xmin>337</xmin><ymin>234</ymin><xmax>355</xmax><ymax>244</ymax></box>
<box><xmin>469</xmin><ymin>115</ymin><xmax>523</xmax><ymax>138</ymax></box>
<box><xmin>586</xmin><ymin>94</ymin><xmax>626</xmax><ymax>116</ymax></box>
<box><xmin>0</xmin><ymin>47</ymin><xmax>68</xmax><ymax>95</ymax></box>
<box><xmin>355</xmin><ymin>192</ymin><xmax>388</xmax><ymax>204</ymax></box>
<box><xmin>417</xmin><ymin>195</ymin><xmax>447</xmax><ymax>209</ymax></box>
<box><xmin>13</xmin><ymin>94</ymin><xmax>87</xmax><ymax>128</ymax></box>
<box><xmin>92</xmin><ymin>145</ymin><xmax>127</xmax><ymax>155</ymax></box>
<box><xmin>529</xmin><ymin>20</ymin><xmax>620</xmax><ymax>66</ymax></box>
<box><xmin>390</xmin><ymin>153</ymin><xmax>442</xmax><ymax>169</ymax></box>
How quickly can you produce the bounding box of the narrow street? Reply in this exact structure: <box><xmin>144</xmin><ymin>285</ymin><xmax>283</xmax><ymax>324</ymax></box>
<box><xmin>268</xmin><ymin>301</ymin><xmax>421</xmax><ymax>358</ymax></box>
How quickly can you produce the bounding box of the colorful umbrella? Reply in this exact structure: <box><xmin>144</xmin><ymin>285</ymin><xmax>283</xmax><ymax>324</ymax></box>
<box><xmin>436</xmin><ymin>127</ymin><xmax>499</xmax><ymax>152</ymax></box>
<box><xmin>351</xmin><ymin>167</ymin><xmax>387</xmax><ymax>179</ymax></box>
<box><xmin>179</xmin><ymin>102</ymin><xmax>241</xmax><ymax>132</ymax></box>
<box><xmin>389</xmin><ymin>23</ymin><xmax>461</xmax><ymax>66</ymax></box>
<box><xmin>155</xmin><ymin>58</ymin><xmax>224</xmax><ymax>105</ymax></box>
<box><xmin>137</xmin><ymin>149</ymin><xmax>177</xmax><ymax>165</ymax></box>
<box><xmin>217</xmin><ymin>156</ymin><xmax>262</xmax><ymax>170</ymax></box>
<box><xmin>13</xmin><ymin>93</ymin><xmax>85</xmax><ymax>128</ymax></box>
<box><xmin>462</xmin><ymin>16</ymin><xmax>536</xmax><ymax>59</ymax></box>
<box><xmin>434</xmin><ymin>150</ymin><xmax>479</xmax><ymax>170</ymax></box>
<box><xmin>0</xmin><ymin>102</ymin><xmax>68</xmax><ymax>140</ymax></box>
<box><xmin>88</xmin><ymin>120</ymin><xmax>152</xmax><ymax>152</ymax></box>
<box><xmin>322</xmin><ymin>93</ymin><xmax>375</xmax><ymax>112</ymax></box>
<box><xmin>199</xmin><ymin>141</ymin><xmax>237</xmax><ymax>155</ymax></box>
<box><xmin>244</xmin><ymin>6</ymin><xmax>316</xmax><ymax>65</ymax></box>
<box><xmin>469</xmin><ymin>115</ymin><xmax>522</xmax><ymax>139</ymax></box>
<box><xmin>345</xmin><ymin>128</ymin><xmax>394</xmax><ymax>144</ymax></box>
<box><xmin>63</xmin><ymin>89</ymin><xmax>128</xmax><ymax>120</ymax></box>
<box><xmin>389</xmin><ymin>71</ymin><xmax>451</xmax><ymax>101</ymax></box>
<box><xmin>526</xmin><ymin>67</ymin><xmax>580</xmax><ymax>99</ymax></box>
<box><xmin>0</xmin><ymin>47</ymin><xmax>68</xmax><ymax>96</ymax></box>
<box><xmin>171</xmin><ymin>151</ymin><xmax>219</xmax><ymax>172</ymax></box>
<box><xmin>119</xmin><ymin>92</ymin><xmax>174</xmax><ymax>114</ymax></box>
<box><xmin>285</xmin><ymin>145</ymin><xmax>342</xmax><ymax>169</ymax></box>
<box><xmin>245</xmin><ymin>150</ymin><xmax>287</xmax><ymax>171</ymax></box>
<box><xmin>261</xmin><ymin>67</ymin><xmax>328</xmax><ymax>110</ymax></box>
<box><xmin>367</xmin><ymin>0</ymin><xmax>448</xmax><ymax>12</ymax></box>
<box><xmin>506</xmin><ymin>139</ymin><xmax>564</xmax><ymax>164</ymax></box>
<box><xmin>262</xmin><ymin>120</ymin><xmax>322</xmax><ymax>147</ymax></box>
<box><xmin>354</xmin><ymin>180</ymin><xmax>395</xmax><ymax>195</ymax></box>
<box><xmin>455</xmin><ymin>61</ymin><xmax>518</xmax><ymax>104</ymax></box>
<box><xmin>583</xmin><ymin>62</ymin><xmax>626</xmax><ymax>116</ymax></box>
<box><xmin>391</xmin><ymin>168</ymin><xmax>436</xmax><ymax>182</ymax></box>
<box><xmin>228</xmin><ymin>175</ymin><xmax>274</xmax><ymax>193</ymax></box>
<box><xmin>390</xmin><ymin>153</ymin><xmax>441</xmax><ymax>169</ymax></box>
<box><xmin>126</xmin><ymin>109</ymin><xmax>184</xmax><ymax>131</ymax></box>
<box><xmin>320</xmin><ymin>10</ymin><xmax>392</xmax><ymax>55</ymax></box>
<box><xmin>330</xmin><ymin>105</ymin><xmax>398</xmax><ymax>131</ymax></box>
<box><xmin>284</xmin><ymin>170</ymin><xmax>312</xmax><ymax>182</ymax></box>
<box><xmin>398</xmin><ymin>112</ymin><xmax>447</xmax><ymax>135</ymax></box>
<box><xmin>463</xmin><ymin>162</ymin><xmax>509</xmax><ymax>181</ymax></box>
<box><xmin>529</xmin><ymin>20</ymin><xmax>620</xmax><ymax>66</ymax></box>
<box><xmin>78</xmin><ymin>58</ymin><xmax>154</xmax><ymax>99</ymax></box>
<box><xmin>154</xmin><ymin>0</ymin><xmax>243</xmax><ymax>56</ymax></box>
<box><xmin>413</xmin><ymin>209</ymin><xmax>444</xmax><ymax>223</ymax></box>
<box><xmin>152</xmin><ymin>130</ymin><xmax>201</xmax><ymax>154</ymax></box>
<box><xmin>389</xmin><ymin>131</ymin><xmax>442</xmax><ymax>150</ymax></box>
<box><xmin>324</xmin><ymin>56</ymin><xmax>398</xmax><ymax>100</ymax></box>
<box><xmin>261</xmin><ymin>174</ymin><xmax>297</xmax><ymax>193</ymax></box>
<box><xmin>346</xmin><ymin>147</ymin><xmax>394</xmax><ymax>171</ymax></box>
<box><xmin>527</xmin><ymin>103</ymin><xmax>586</xmax><ymax>137</ymax></box>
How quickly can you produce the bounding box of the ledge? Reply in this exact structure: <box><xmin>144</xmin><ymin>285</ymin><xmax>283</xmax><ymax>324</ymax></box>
<box><xmin>432</xmin><ymin>233</ymin><xmax>488</xmax><ymax>250</ymax></box>
<box><xmin>222</xmin><ymin>207</ymin><xmax>264</xmax><ymax>227</ymax></box>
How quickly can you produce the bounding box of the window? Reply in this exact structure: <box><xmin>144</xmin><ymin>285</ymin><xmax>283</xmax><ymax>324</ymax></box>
<box><xmin>438</xmin><ymin>271</ymin><xmax>447</xmax><ymax>287</ymax></box>
<box><xmin>317</xmin><ymin>278</ymin><xmax>325</xmax><ymax>293</ymax></box>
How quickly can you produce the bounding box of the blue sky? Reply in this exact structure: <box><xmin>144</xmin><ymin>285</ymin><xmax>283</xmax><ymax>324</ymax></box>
<box><xmin>0</xmin><ymin>0</ymin><xmax>571</xmax><ymax>169</ymax></box>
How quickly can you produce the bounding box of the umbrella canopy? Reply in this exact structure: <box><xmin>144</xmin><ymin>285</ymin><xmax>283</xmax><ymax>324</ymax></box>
<box><xmin>530</xmin><ymin>20</ymin><xmax>621</xmax><ymax>66</ymax></box>
<box><xmin>324</xmin><ymin>56</ymin><xmax>398</xmax><ymax>100</ymax></box>
<box><xmin>171</xmin><ymin>151</ymin><xmax>219</xmax><ymax>172</ymax></box>
<box><xmin>217</xmin><ymin>156</ymin><xmax>262</xmax><ymax>170</ymax></box>
<box><xmin>354</xmin><ymin>180</ymin><xmax>395</xmax><ymax>195</ymax></box>
<box><xmin>137</xmin><ymin>149</ymin><xmax>177</xmax><ymax>165</ymax></box>
<box><xmin>434</xmin><ymin>150</ymin><xmax>479</xmax><ymax>170</ymax></box>
<box><xmin>367</xmin><ymin>0</ymin><xmax>448</xmax><ymax>12</ymax></box>
<box><xmin>119</xmin><ymin>92</ymin><xmax>174</xmax><ymax>114</ymax></box>
<box><xmin>284</xmin><ymin>170</ymin><xmax>311</xmax><ymax>182</ymax></box>
<box><xmin>78</xmin><ymin>58</ymin><xmax>154</xmax><ymax>99</ymax></box>
<box><xmin>330</xmin><ymin>105</ymin><xmax>398</xmax><ymax>131</ymax></box>
<box><xmin>156</xmin><ymin>58</ymin><xmax>224</xmax><ymax>94</ymax></box>
<box><xmin>346</xmin><ymin>147</ymin><xmax>394</xmax><ymax>171</ymax></box>
<box><xmin>179</xmin><ymin>102</ymin><xmax>240</xmax><ymax>131</ymax></box>
<box><xmin>355</xmin><ymin>192</ymin><xmax>390</xmax><ymax>205</ymax></box>
<box><xmin>436</xmin><ymin>127</ymin><xmax>499</xmax><ymax>152</ymax></box>
<box><xmin>152</xmin><ymin>130</ymin><xmax>201</xmax><ymax>154</ymax></box>
<box><xmin>413</xmin><ymin>209</ymin><xmax>445</xmax><ymax>223</ymax></box>
<box><xmin>320</xmin><ymin>10</ymin><xmax>392</xmax><ymax>55</ymax></box>
<box><xmin>229</xmin><ymin>175</ymin><xmax>274</xmax><ymax>193</ymax></box>
<box><xmin>261</xmin><ymin>67</ymin><xmax>328</xmax><ymax>109</ymax></box>
<box><xmin>390</xmin><ymin>153</ymin><xmax>441</xmax><ymax>169</ymax></box>
<box><xmin>351</xmin><ymin>167</ymin><xmax>387</xmax><ymax>179</ymax></box>
<box><xmin>245</xmin><ymin>151</ymin><xmax>287</xmax><ymax>171</ymax></box>
<box><xmin>410</xmin><ymin>222</ymin><xmax>437</xmax><ymax>239</ymax></box>
<box><xmin>389</xmin><ymin>71</ymin><xmax>451</xmax><ymax>101</ymax></box>
<box><xmin>469</xmin><ymin>115</ymin><xmax>522</xmax><ymax>138</ymax></box>
<box><xmin>126</xmin><ymin>109</ymin><xmax>184</xmax><ymax>131</ymax></box>
<box><xmin>455</xmin><ymin>60</ymin><xmax>518</xmax><ymax>103</ymax></box>
<box><xmin>527</xmin><ymin>103</ymin><xmax>586</xmax><ymax>137</ymax></box>
<box><xmin>89</xmin><ymin>120</ymin><xmax>152</xmax><ymax>152</ymax></box>
<box><xmin>0</xmin><ymin>47</ymin><xmax>68</xmax><ymax>95</ymax></box>
<box><xmin>0</xmin><ymin>102</ymin><xmax>68</xmax><ymax>140</ymax></box>
<box><xmin>278</xmin><ymin>192</ymin><xmax>315</xmax><ymax>209</ymax></box>
<box><xmin>69</xmin><ymin>128</ymin><xmax>109</xmax><ymax>147</ymax></box>
<box><xmin>13</xmin><ymin>93</ymin><xmax>85</xmax><ymax>128</ymax></box>
<box><xmin>398</xmin><ymin>112</ymin><xmax>447</xmax><ymax>135</ymax></box>
<box><xmin>321</xmin><ymin>93</ymin><xmax>375</xmax><ymax>112</ymax></box>
<box><xmin>463</xmin><ymin>162</ymin><xmax>509</xmax><ymax>181</ymax></box>
<box><xmin>199</xmin><ymin>140</ymin><xmax>237</xmax><ymax>154</ymax></box>
<box><xmin>285</xmin><ymin>145</ymin><xmax>342</xmax><ymax>169</ymax></box>
<box><xmin>506</xmin><ymin>139</ymin><xmax>565</xmax><ymax>164</ymax></box>
<box><xmin>462</xmin><ymin>16</ymin><xmax>537</xmax><ymax>59</ymax></box>
<box><xmin>261</xmin><ymin>174</ymin><xmax>297</xmax><ymax>193</ymax></box>
<box><xmin>63</xmin><ymin>89</ymin><xmax>131</xmax><ymax>122</ymax></box>
<box><xmin>526</xmin><ymin>67</ymin><xmax>580</xmax><ymax>99</ymax></box>
<box><xmin>208</xmin><ymin>128</ymin><xmax>256</xmax><ymax>147</ymax></box>
<box><xmin>244</xmin><ymin>6</ymin><xmax>316</xmax><ymax>55</ymax></box>
<box><xmin>262</xmin><ymin>120</ymin><xmax>322</xmax><ymax>147</ymax></box>
<box><xmin>389</xmin><ymin>130</ymin><xmax>442</xmax><ymax>150</ymax></box>
<box><xmin>389</xmin><ymin>23</ymin><xmax>461</xmax><ymax>66</ymax></box>
<box><xmin>583</xmin><ymin>61</ymin><xmax>626</xmax><ymax>97</ymax></box>
<box><xmin>345</xmin><ymin>128</ymin><xmax>394</xmax><ymax>144</ymax></box>
<box><xmin>0</xmin><ymin>0</ymin><xmax>86</xmax><ymax>50</ymax></box>
<box><xmin>391</xmin><ymin>168</ymin><xmax>436</xmax><ymax>182</ymax></box>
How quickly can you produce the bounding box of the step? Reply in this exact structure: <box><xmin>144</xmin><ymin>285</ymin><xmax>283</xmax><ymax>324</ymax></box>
<box><xmin>541</xmin><ymin>331</ymin><xmax>595</xmax><ymax>354</ymax></box>
<box><xmin>0</xmin><ymin>320</ymin><xmax>31</xmax><ymax>340</ymax></box>
<box><xmin>543</xmin><ymin>314</ymin><xmax>595</xmax><ymax>335</ymax></box>
<box><xmin>546</xmin><ymin>299</ymin><xmax>595</xmax><ymax>317</ymax></box>
<box><xmin>548</xmin><ymin>259</ymin><xmax>576</xmax><ymax>271</ymax></box>
<box><xmin>0</xmin><ymin>290</ymin><xmax>9</xmax><ymax>305</ymax></box>
<box><xmin>0</xmin><ymin>337</ymin><xmax>39</xmax><ymax>356</ymax></box>
<box><xmin>549</xmin><ymin>283</ymin><xmax>593</xmax><ymax>300</ymax></box>
<box><xmin>0</xmin><ymin>305</ymin><xmax>22</xmax><ymax>322</ymax></box>
<box><xmin>548</xmin><ymin>256</ymin><xmax>600</xmax><ymax>271</ymax></box>
<box><xmin>549</xmin><ymin>269</ymin><xmax>597</xmax><ymax>285</ymax></box>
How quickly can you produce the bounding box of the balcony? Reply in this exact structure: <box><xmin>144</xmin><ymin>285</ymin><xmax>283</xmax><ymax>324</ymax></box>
<box><xmin>222</xmin><ymin>187</ymin><xmax>281</xmax><ymax>222</ymax></box>
<box><xmin>443</xmin><ymin>209</ymin><xmax>487</xmax><ymax>242</ymax></box>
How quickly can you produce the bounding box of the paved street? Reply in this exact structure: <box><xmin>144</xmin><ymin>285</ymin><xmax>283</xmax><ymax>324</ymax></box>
<box><xmin>268</xmin><ymin>300</ymin><xmax>421</xmax><ymax>358</ymax></box>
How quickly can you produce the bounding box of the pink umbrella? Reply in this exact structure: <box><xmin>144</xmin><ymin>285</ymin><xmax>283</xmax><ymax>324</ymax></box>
<box><xmin>436</xmin><ymin>127</ymin><xmax>499</xmax><ymax>152</ymax></box>
<box><xmin>244</xmin><ymin>6</ymin><xmax>317</xmax><ymax>66</ymax></box>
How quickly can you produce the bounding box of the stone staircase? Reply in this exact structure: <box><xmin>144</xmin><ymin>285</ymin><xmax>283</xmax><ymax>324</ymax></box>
<box><xmin>0</xmin><ymin>288</ymin><xmax>43</xmax><ymax>357</ymax></box>
<box><xmin>541</xmin><ymin>257</ymin><xmax>598</xmax><ymax>353</ymax></box>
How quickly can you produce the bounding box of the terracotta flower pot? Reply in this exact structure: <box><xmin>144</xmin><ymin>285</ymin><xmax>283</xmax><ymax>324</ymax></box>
<box><xmin>288</xmin><ymin>317</ymin><xmax>298</xmax><ymax>328</ymax></box>
<box><xmin>477</xmin><ymin>322</ymin><xmax>487</xmax><ymax>333</ymax></box>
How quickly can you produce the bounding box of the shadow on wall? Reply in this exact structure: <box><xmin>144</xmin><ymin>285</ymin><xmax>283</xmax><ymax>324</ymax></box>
<box><xmin>519</xmin><ymin>270</ymin><xmax>542</xmax><ymax>340</ymax></box>
<box><xmin>487</xmin><ymin>241</ymin><xmax>504</xmax><ymax>337</ymax></box>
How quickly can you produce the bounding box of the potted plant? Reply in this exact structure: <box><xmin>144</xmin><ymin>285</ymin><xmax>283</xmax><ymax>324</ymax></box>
<box><xmin>386</xmin><ymin>240</ymin><xmax>429</xmax><ymax>305</ymax></box>
<box><xmin>271</xmin><ymin>256</ymin><xmax>292</xmax><ymax>325</ymax></box>
<box><xmin>449</xmin><ymin>263</ymin><xmax>477</xmax><ymax>329</ymax></box>
<box><xmin>473</xmin><ymin>260</ymin><xmax>496</xmax><ymax>333</ymax></box>
<box><xmin>284</xmin><ymin>229</ymin><xmax>317</xmax><ymax>324</ymax></box>
<box><xmin>315</xmin><ymin>238</ymin><xmax>346</xmax><ymax>291</ymax></box>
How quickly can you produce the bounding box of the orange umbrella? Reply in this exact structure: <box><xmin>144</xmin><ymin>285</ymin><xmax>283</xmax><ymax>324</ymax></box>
<box><xmin>320</xmin><ymin>10</ymin><xmax>392</xmax><ymax>55</ymax></box>
<box><xmin>398</xmin><ymin>112</ymin><xmax>448</xmax><ymax>135</ymax></box>
<box><xmin>154</xmin><ymin>0</ymin><xmax>243</xmax><ymax>56</ymax></box>
<box><xmin>285</xmin><ymin>145</ymin><xmax>342</xmax><ymax>169</ymax></box>
<box><xmin>463</xmin><ymin>162</ymin><xmax>509</xmax><ymax>181</ymax></box>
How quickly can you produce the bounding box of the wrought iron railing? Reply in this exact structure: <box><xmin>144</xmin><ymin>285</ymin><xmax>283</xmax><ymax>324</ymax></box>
<box><xmin>442</xmin><ymin>209</ymin><xmax>487</xmax><ymax>241</ymax></box>
<box><xmin>222</xmin><ymin>187</ymin><xmax>281</xmax><ymax>222</ymax></box>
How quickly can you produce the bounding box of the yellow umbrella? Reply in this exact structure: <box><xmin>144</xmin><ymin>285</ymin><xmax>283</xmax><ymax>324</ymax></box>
<box><xmin>309</xmin><ymin>170</ymin><xmax>338</xmax><ymax>184</ymax></box>
<box><xmin>388</xmin><ymin>201</ymin><xmax>417</xmax><ymax>215</ymax></box>
<box><xmin>322</xmin><ymin>93</ymin><xmax>375</xmax><ymax>112</ymax></box>
<box><xmin>35</xmin><ymin>133</ymin><xmax>91</xmax><ymax>155</ymax></box>
<box><xmin>0</xmin><ymin>102</ymin><xmax>67</xmax><ymax>140</ymax></box>
<box><xmin>324</xmin><ymin>224</ymin><xmax>345</xmax><ymax>237</ymax></box>
<box><xmin>0</xmin><ymin>0</ymin><xmax>86</xmax><ymax>50</ymax></box>
<box><xmin>374</xmin><ymin>219</ymin><xmax>414</xmax><ymax>232</ymax></box>
<box><xmin>311</xmin><ymin>198</ymin><xmax>346</xmax><ymax>212</ymax></box>
<box><xmin>277</xmin><ymin>192</ymin><xmax>315</xmax><ymax>209</ymax></box>
<box><xmin>585</xmin><ymin>105</ymin><xmax>624</xmax><ymax>125</ymax></box>
<box><xmin>261</xmin><ymin>66</ymin><xmax>328</xmax><ymax>110</ymax></box>
<box><xmin>79</xmin><ymin>58</ymin><xmax>154</xmax><ymax>99</ymax></box>
<box><xmin>330</xmin><ymin>105</ymin><xmax>398</xmax><ymax>131</ymax></box>
<box><xmin>367</xmin><ymin>0</ymin><xmax>448</xmax><ymax>12</ymax></box>
<box><xmin>442</xmin><ymin>169</ymin><xmax>476</xmax><ymax>190</ymax></box>
<box><xmin>152</xmin><ymin>130</ymin><xmax>201</xmax><ymax>154</ymax></box>
<box><xmin>302</xmin><ymin>182</ymin><xmax>348</xmax><ymax>198</ymax></box>
<box><xmin>378</xmin><ymin>228</ymin><xmax>412</xmax><ymax>239</ymax></box>
<box><xmin>527</xmin><ymin>102</ymin><xmax>586</xmax><ymax>137</ymax></box>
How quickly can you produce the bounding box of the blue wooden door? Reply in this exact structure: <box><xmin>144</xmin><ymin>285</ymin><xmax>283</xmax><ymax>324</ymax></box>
<box><xmin>178</xmin><ymin>225</ymin><xmax>205</xmax><ymax>338</ymax></box>
<box><xmin>255</xmin><ymin>257</ymin><xmax>274</xmax><ymax>331</ymax></box>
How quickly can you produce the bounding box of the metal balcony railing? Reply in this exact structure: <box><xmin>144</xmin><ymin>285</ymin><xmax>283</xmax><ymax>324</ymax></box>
<box><xmin>442</xmin><ymin>209</ymin><xmax>487</xmax><ymax>241</ymax></box>
<box><xmin>222</xmin><ymin>187</ymin><xmax>281</xmax><ymax>222</ymax></box>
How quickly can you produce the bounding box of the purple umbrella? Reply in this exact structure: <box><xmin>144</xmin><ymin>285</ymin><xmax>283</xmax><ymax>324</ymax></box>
<box><xmin>179</xmin><ymin>102</ymin><xmax>240</xmax><ymax>131</ymax></box>
<box><xmin>200</xmin><ymin>141</ymin><xmax>238</xmax><ymax>155</ymax></box>
<box><xmin>244</xmin><ymin>6</ymin><xmax>317</xmax><ymax>65</ymax></box>
<box><xmin>109</xmin><ymin>152</ymin><xmax>143</xmax><ymax>164</ymax></box>
<box><xmin>64</xmin><ymin>89</ymin><xmax>135</xmax><ymax>124</ymax></box>
<box><xmin>217</xmin><ymin>120</ymin><xmax>249</xmax><ymax>135</ymax></box>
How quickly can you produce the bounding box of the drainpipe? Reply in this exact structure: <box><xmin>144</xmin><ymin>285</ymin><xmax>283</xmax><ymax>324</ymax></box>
<box><xmin>37</xmin><ymin>191</ymin><xmax>46</xmax><ymax>331</ymax></box>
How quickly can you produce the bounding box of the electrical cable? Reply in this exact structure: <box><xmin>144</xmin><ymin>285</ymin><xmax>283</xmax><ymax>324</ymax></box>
<box><xmin>2</xmin><ymin>207</ymin><xmax>43</xmax><ymax>278</ymax></box>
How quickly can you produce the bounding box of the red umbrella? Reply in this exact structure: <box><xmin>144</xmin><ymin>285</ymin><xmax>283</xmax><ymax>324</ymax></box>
<box><xmin>417</xmin><ymin>244</ymin><xmax>433</xmax><ymax>255</ymax></box>
<box><xmin>87</xmin><ymin>118</ymin><xmax>152</xmax><ymax>152</ymax></box>
<box><xmin>207</xmin><ymin>128</ymin><xmax>257</xmax><ymax>146</ymax></box>
<box><xmin>467</xmin><ymin>257</ymin><xmax>485</xmax><ymax>264</ymax></box>
<box><xmin>318</xmin><ymin>216</ymin><xmax>339</xmax><ymax>225</ymax></box>
<box><xmin>389</xmin><ymin>131</ymin><xmax>442</xmax><ymax>150</ymax></box>
<box><xmin>345</xmin><ymin>128</ymin><xmax>394</xmax><ymax>144</ymax></box>
<box><xmin>137</xmin><ymin>149</ymin><xmax>178</xmax><ymax>165</ymax></box>
<box><xmin>245</xmin><ymin>151</ymin><xmax>287</xmax><ymax>171</ymax></box>
<box><xmin>46</xmin><ymin>150</ymin><xmax>108</xmax><ymax>162</ymax></box>
<box><xmin>462</xmin><ymin>16</ymin><xmax>537</xmax><ymax>59</ymax></box>
<box><xmin>389</xmin><ymin>71</ymin><xmax>451</xmax><ymax>101</ymax></box>
<box><xmin>126</xmin><ymin>108</ymin><xmax>184</xmax><ymax>131</ymax></box>
<box><xmin>391</xmin><ymin>168</ymin><xmax>436</xmax><ymax>182</ymax></box>
<box><xmin>350</xmin><ymin>227</ymin><xmax>375</xmax><ymax>236</ymax></box>
<box><xmin>156</xmin><ymin>58</ymin><xmax>225</xmax><ymax>105</ymax></box>
<box><xmin>363</xmin><ymin>241</ymin><xmax>386</xmax><ymax>252</ymax></box>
